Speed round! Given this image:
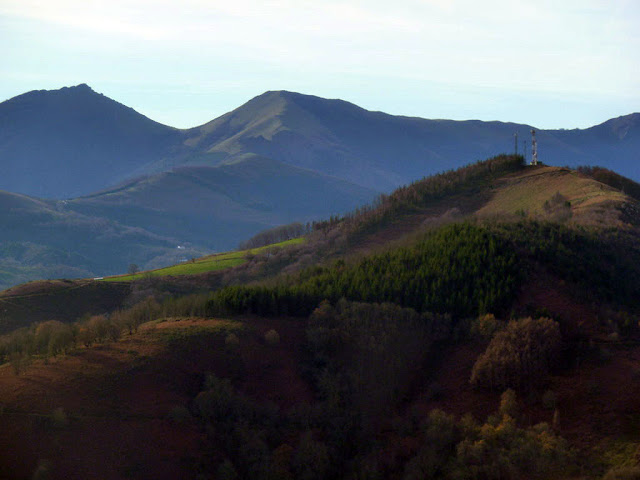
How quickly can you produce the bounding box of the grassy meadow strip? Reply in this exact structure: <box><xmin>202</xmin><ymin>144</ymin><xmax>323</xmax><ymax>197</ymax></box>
<box><xmin>102</xmin><ymin>237</ymin><xmax>305</xmax><ymax>282</ymax></box>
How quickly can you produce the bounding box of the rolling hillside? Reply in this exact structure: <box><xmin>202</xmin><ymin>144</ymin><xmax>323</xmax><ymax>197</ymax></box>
<box><xmin>66</xmin><ymin>154</ymin><xmax>376</xmax><ymax>250</ymax></box>
<box><xmin>0</xmin><ymin>189</ymin><xmax>208</xmax><ymax>291</ymax></box>
<box><xmin>0</xmin><ymin>85</ymin><xmax>637</xmax><ymax>290</ymax></box>
<box><xmin>2</xmin><ymin>155</ymin><xmax>638</xmax><ymax>331</ymax></box>
<box><xmin>1</xmin><ymin>156</ymin><xmax>640</xmax><ymax>479</ymax></box>
<box><xmin>0</xmin><ymin>154</ymin><xmax>374</xmax><ymax>289</ymax></box>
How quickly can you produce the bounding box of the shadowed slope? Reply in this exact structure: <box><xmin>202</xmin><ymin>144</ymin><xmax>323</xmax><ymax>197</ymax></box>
<box><xmin>0</xmin><ymin>189</ymin><xmax>207</xmax><ymax>290</ymax></box>
<box><xmin>0</xmin><ymin>84</ymin><xmax>184</xmax><ymax>198</ymax></box>
<box><xmin>67</xmin><ymin>155</ymin><xmax>376</xmax><ymax>250</ymax></box>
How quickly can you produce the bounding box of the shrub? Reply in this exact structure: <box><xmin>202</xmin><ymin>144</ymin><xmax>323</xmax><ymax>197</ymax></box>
<box><xmin>470</xmin><ymin>314</ymin><xmax>503</xmax><ymax>339</ymax></box>
<box><xmin>470</xmin><ymin>317</ymin><xmax>562</xmax><ymax>390</ymax></box>
<box><xmin>216</xmin><ymin>459</ymin><xmax>239</xmax><ymax>480</ymax></box>
<box><xmin>264</xmin><ymin>329</ymin><xmax>280</xmax><ymax>346</ymax></box>
<box><xmin>292</xmin><ymin>431</ymin><xmax>331</xmax><ymax>480</ymax></box>
<box><xmin>168</xmin><ymin>405</ymin><xmax>192</xmax><ymax>424</ymax></box>
<box><xmin>49</xmin><ymin>407</ymin><xmax>69</xmax><ymax>429</ymax></box>
<box><xmin>453</xmin><ymin>417</ymin><xmax>571</xmax><ymax>478</ymax></box>
<box><xmin>31</xmin><ymin>459</ymin><xmax>52</xmax><ymax>480</ymax></box>
<box><xmin>225</xmin><ymin>332</ymin><xmax>240</xmax><ymax>347</ymax></box>
<box><xmin>404</xmin><ymin>396</ymin><xmax>572</xmax><ymax>480</ymax></box>
<box><xmin>542</xmin><ymin>390</ymin><xmax>557</xmax><ymax>410</ymax></box>
<box><xmin>9</xmin><ymin>351</ymin><xmax>31</xmax><ymax>375</ymax></box>
<box><xmin>499</xmin><ymin>389</ymin><xmax>519</xmax><ymax>419</ymax></box>
<box><xmin>603</xmin><ymin>466</ymin><xmax>640</xmax><ymax>480</ymax></box>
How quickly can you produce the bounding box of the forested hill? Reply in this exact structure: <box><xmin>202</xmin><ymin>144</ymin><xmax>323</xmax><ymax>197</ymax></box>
<box><xmin>1</xmin><ymin>154</ymin><xmax>640</xmax><ymax>479</ymax></box>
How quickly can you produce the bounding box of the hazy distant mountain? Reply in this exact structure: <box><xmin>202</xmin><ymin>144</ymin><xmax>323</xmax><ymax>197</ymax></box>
<box><xmin>548</xmin><ymin>113</ymin><xmax>640</xmax><ymax>179</ymax></box>
<box><xmin>67</xmin><ymin>154</ymin><xmax>376</xmax><ymax>250</ymax></box>
<box><xmin>0</xmin><ymin>154</ymin><xmax>374</xmax><ymax>289</ymax></box>
<box><xmin>1</xmin><ymin>85</ymin><xmax>637</xmax><ymax>198</ymax></box>
<box><xmin>0</xmin><ymin>84</ymin><xmax>184</xmax><ymax>198</ymax></box>
<box><xmin>178</xmin><ymin>91</ymin><xmax>640</xmax><ymax>189</ymax></box>
<box><xmin>0</xmin><ymin>189</ymin><xmax>207</xmax><ymax>290</ymax></box>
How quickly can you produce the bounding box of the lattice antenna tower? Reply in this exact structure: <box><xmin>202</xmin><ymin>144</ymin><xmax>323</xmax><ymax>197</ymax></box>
<box><xmin>531</xmin><ymin>129</ymin><xmax>538</xmax><ymax>165</ymax></box>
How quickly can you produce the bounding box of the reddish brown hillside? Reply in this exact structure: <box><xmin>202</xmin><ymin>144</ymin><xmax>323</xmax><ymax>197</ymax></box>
<box><xmin>0</xmin><ymin>280</ymin><xmax>130</xmax><ymax>334</ymax></box>
<box><xmin>0</xmin><ymin>316</ymin><xmax>313</xmax><ymax>480</ymax></box>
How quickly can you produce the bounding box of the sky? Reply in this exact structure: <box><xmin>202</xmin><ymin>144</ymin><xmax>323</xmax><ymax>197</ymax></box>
<box><xmin>1</xmin><ymin>0</ymin><xmax>638</xmax><ymax>129</ymax></box>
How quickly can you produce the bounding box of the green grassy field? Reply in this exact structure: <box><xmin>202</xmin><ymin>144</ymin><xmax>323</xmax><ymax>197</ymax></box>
<box><xmin>102</xmin><ymin>237</ymin><xmax>305</xmax><ymax>282</ymax></box>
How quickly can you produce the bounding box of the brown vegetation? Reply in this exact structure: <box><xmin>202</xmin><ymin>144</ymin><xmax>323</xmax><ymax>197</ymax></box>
<box><xmin>470</xmin><ymin>317</ymin><xmax>562</xmax><ymax>391</ymax></box>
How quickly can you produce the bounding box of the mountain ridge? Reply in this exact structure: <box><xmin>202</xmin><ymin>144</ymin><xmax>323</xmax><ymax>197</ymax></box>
<box><xmin>2</xmin><ymin>84</ymin><xmax>638</xmax><ymax>198</ymax></box>
<box><xmin>174</xmin><ymin>88</ymin><xmax>640</xmax><ymax>190</ymax></box>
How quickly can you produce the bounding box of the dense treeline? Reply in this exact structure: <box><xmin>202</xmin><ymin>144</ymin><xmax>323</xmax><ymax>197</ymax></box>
<box><xmin>0</xmin><ymin>297</ymin><xmax>163</xmax><ymax>372</ymax></box>
<box><xmin>206</xmin><ymin>223</ymin><xmax>521</xmax><ymax>319</ymax></box>
<box><xmin>182</xmin><ymin>220</ymin><xmax>639</xmax><ymax>324</ymax></box>
<box><xmin>489</xmin><ymin>220</ymin><xmax>640</xmax><ymax>311</ymax></box>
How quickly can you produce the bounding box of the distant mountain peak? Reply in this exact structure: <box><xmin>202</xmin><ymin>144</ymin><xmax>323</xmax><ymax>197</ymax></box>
<box><xmin>592</xmin><ymin>112</ymin><xmax>640</xmax><ymax>140</ymax></box>
<box><xmin>16</xmin><ymin>83</ymin><xmax>97</xmax><ymax>100</ymax></box>
<box><xmin>64</xmin><ymin>83</ymin><xmax>94</xmax><ymax>93</ymax></box>
<box><xmin>0</xmin><ymin>83</ymin><xmax>181</xmax><ymax>198</ymax></box>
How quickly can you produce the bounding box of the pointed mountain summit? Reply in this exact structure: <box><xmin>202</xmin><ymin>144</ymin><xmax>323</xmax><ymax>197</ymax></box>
<box><xmin>0</xmin><ymin>84</ymin><xmax>182</xmax><ymax>198</ymax></box>
<box><xmin>182</xmin><ymin>90</ymin><xmax>449</xmax><ymax>191</ymax></box>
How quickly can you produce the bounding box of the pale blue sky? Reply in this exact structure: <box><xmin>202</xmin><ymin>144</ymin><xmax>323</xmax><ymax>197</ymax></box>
<box><xmin>1</xmin><ymin>0</ymin><xmax>638</xmax><ymax>129</ymax></box>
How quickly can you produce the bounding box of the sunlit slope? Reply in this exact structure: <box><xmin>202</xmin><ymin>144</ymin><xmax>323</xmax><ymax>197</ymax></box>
<box><xmin>105</xmin><ymin>238</ymin><xmax>305</xmax><ymax>282</ymax></box>
<box><xmin>475</xmin><ymin>165</ymin><xmax>635</xmax><ymax>226</ymax></box>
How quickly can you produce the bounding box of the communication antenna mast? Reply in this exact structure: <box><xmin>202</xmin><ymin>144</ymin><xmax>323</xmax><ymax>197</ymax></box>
<box><xmin>523</xmin><ymin>140</ymin><xmax>527</xmax><ymax>163</ymax></box>
<box><xmin>531</xmin><ymin>129</ymin><xmax>538</xmax><ymax>165</ymax></box>
<box><xmin>514</xmin><ymin>132</ymin><xmax>518</xmax><ymax>155</ymax></box>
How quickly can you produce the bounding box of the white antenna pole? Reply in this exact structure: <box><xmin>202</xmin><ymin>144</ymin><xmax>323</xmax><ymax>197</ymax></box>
<box><xmin>531</xmin><ymin>129</ymin><xmax>538</xmax><ymax>165</ymax></box>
